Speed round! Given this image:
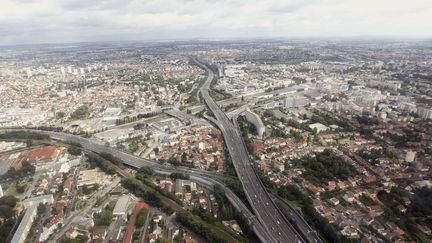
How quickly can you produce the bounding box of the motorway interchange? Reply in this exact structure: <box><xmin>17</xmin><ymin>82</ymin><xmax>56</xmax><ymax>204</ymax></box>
<box><xmin>194</xmin><ymin>58</ymin><xmax>307</xmax><ymax>243</ymax></box>
<box><xmin>0</xmin><ymin>59</ymin><xmax>321</xmax><ymax>243</ymax></box>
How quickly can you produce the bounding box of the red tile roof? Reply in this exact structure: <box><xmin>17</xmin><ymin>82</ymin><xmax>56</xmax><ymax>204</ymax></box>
<box><xmin>26</xmin><ymin>146</ymin><xmax>57</xmax><ymax>162</ymax></box>
<box><xmin>123</xmin><ymin>202</ymin><xmax>149</xmax><ymax>243</ymax></box>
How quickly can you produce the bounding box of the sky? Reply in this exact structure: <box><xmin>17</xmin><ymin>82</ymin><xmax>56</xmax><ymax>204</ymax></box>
<box><xmin>0</xmin><ymin>0</ymin><xmax>431</xmax><ymax>45</ymax></box>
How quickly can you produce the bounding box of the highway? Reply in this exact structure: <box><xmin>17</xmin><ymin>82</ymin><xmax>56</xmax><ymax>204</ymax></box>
<box><xmin>194</xmin><ymin>57</ymin><xmax>306</xmax><ymax>243</ymax></box>
<box><xmin>0</xmin><ymin>59</ymin><xmax>319</xmax><ymax>242</ymax></box>
<box><xmin>0</xmin><ymin>128</ymin><xmax>225</xmax><ymax>180</ymax></box>
<box><xmin>0</xmin><ymin>128</ymin><xmax>277</xmax><ymax>242</ymax></box>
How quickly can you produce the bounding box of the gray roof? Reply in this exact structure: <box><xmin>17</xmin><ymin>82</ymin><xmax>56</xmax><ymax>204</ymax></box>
<box><xmin>11</xmin><ymin>206</ymin><xmax>37</xmax><ymax>243</ymax></box>
<box><xmin>23</xmin><ymin>194</ymin><xmax>54</xmax><ymax>206</ymax></box>
<box><xmin>113</xmin><ymin>195</ymin><xmax>131</xmax><ymax>215</ymax></box>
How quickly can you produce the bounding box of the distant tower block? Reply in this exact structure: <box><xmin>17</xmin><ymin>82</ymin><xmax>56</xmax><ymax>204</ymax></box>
<box><xmin>0</xmin><ymin>184</ymin><xmax>3</xmax><ymax>197</ymax></box>
<box><xmin>26</xmin><ymin>69</ymin><xmax>32</xmax><ymax>78</ymax></box>
<box><xmin>405</xmin><ymin>150</ymin><xmax>416</xmax><ymax>163</ymax></box>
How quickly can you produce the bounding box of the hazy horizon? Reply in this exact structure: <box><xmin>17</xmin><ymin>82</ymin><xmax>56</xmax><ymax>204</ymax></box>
<box><xmin>1</xmin><ymin>0</ymin><xmax>432</xmax><ymax>46</ymax></box>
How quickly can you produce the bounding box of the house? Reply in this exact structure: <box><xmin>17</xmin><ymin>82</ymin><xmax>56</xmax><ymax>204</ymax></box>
<box><xmin>272</xmin><ymin>160</ymin><xmax>285</xmax><ymax>172</ymax></box>
<box><xmin>418</xmin><ymin>224</ymin><xmax>431</xmax><ymax>236</ymax></box>
<box><xmin>63</xmin><ymin>177</ymin><xmax>73</xmax><ymax>194</ymax></box>
<box><xmin>337</xmin><ymin>180</ymin><xmax>346</xmax><ymax>190</ymax></box>
<box><xmin>66</xmin><ymin>228</ymin><xmax>79</xmax><ymax>239</ymax></box>
<box><xmin>39</xmin><ymin>213</ymin><xmax>64</xmax><ymax>241</ymax></box>
<box><xmin>159</xmin><ymin>178</ymin><xmax>174</xmax><ymax>192</ymax></box>
<box><xmin>343</xmin><ymin>192</ymin><xmax>355</xmax><ymax>203</ymax></box>
<box><xmin>77</xmin><ymin>216</ymin><xmax>94</xmax><ymax>231</ymax></box>
<box><xmin>329</xmin><ymin>197</ymin><xmax>340</xmax><ymax>206</ymax></box>
<box><xmin>397</xmin><ymin>204</ymin><xmax>407</xmax><ymax>213</ymax></box>
<box><xmin>368</xmin><ymin>205</ymin><xmax>384</xmax><ymax>217</ymax></box>
<box><xmin>327</xmin><ymin>181</ymin><xmax>337</xmax><ymax>191</ymax></box>
<box><xmin>149</xmin><ymin>233</ymin><xmax>158</xmax><ymax>243</ymax></box>
<box><xmin>341</xmin><ymin>226</ymin><xmax>359</xmax><ymax>238</ymax></box>
<box><xmin>92</xmin><ymin>228</ymin><xmax>107</xmax><ymax>240</ymax></box>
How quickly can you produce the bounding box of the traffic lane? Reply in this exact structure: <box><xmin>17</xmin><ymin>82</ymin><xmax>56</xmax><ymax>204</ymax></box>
<box><xmin>220</xmin><ymin>125</ymin><xmax>298</xmax><ymax>242</ymax></box>
<box><xmin>213</xmin><ymin>114</ymin><xmax>301</xmax><ymax>242</ymax></box>
<box><xmin>200</xmin><ymin>66</ymin><xmax>293</xmax><ymax>241</ymax></box>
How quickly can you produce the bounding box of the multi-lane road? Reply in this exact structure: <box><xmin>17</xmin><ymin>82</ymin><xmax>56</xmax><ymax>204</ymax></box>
<box><xmin>0</xmin><ymin>129</ymin><xmax>225</xmax><ymax>180</ymax></box>
<box><xmin>194</xmin><ymin>58</ymin><xmax>306</xmax><ymax>243</ymax></box>
<box><xmin>0</xmin><ymin>128</ymin><xmax>276</xmax><ymax>242</ymax></box>
<box><xmin>0</xmin><ymin>58</ymin><xmax>322</xmax><ymax>242</ymax></box>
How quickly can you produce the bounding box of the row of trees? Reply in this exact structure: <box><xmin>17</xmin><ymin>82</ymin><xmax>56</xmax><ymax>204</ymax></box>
<box><xmin>134</xmin><ymin>167</ymin><xmax>184</xmax><ymax>206</ymax></box>
<box><xmin>121</xmin><ymin>177</ymin><xmax>174</xmax><ymax>215</ymax></box>
<box><xmin>135</xmin><ymin>208</ymin><xmax>148</xmax><ymax>228</ymax></box>
<box><xmin>176</xmin><ymin>211</ymin><xmax>227</xmax><ymax>243</ymax></box>
<box><xmin>67</xmin><ymin>145</ymin><xmax>82</xmax><ymax>156</ymax></box>
<box><xmin>86</xmin><ymin>153</ymin><xmax>117</xmax><ymax>174</ymax></box>
<box><xmin>4</xmin><ymin>161</ymin><xmax>35</xmax><ymax>179</ymax></box>
<box><xmin>115</xmin><ymin>110</ymin><xmax>164</xmax><ymax>126</ymax></box>
<box><xmin>33</xmin><ymin>126</ymin><xmax>64</xmax><ymax>132</ymax></box>
<box><xmin>0</xmin><ymin>131</ymin><xmax>50</xmax><ymax>140</ymax></box>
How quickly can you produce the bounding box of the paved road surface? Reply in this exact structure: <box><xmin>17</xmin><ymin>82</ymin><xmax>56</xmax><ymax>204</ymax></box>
<box><xmin>48</xmin><ymin>177</ymin><xmax>121</xmax><ymax>243</ymax></box>
<box><xmin>195</xmin><ymin>57</ymin><xmax>305</xmax><ymax>243</ymax></box>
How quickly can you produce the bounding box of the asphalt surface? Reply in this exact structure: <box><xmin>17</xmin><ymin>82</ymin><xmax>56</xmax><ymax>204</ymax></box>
<box><xmin>0</xmin><ymin>128</ymin><xmax>225</xmax><ymax>180</ymax></box>
<box><xmin>0</xmin><ymin>69</ymin><xmax>321</xmax><ymax>242</ymax></box>
<box><xmin>194</xmin><ymin>57</ymin><xmax>306</xmax><ymax>243</ymax></box>
<box><xmin>0</xmin><ymin>128</ymin><xmax>277</xmax><ymax>241</ymax></box>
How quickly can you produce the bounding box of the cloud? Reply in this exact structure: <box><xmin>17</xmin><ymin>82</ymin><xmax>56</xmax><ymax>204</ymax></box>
<box><xmin>0</xmin><ymin>0</ymin><xmax>431</xmax><ymax>45</ymax></box>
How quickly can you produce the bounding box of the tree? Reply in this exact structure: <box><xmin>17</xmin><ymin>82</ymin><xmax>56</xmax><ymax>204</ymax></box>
<box><xmin>169</xmin><ymin>172</ymin><xmax>189</xmax><ymax>180</ymax></box>
<box><xmin>0</xmin><ymin>195</ymin><xmax>18</xmax><ymax>218</ymax></box>
<box><xmin>37</xmin><ymin>203</ymin><xmax>47</xmax><ymax>214</ymax></box>
<box><xmin>0</xmin><ymin>205</ymin><xmax>13</xmax><ymax>218</ymax></box>
<box><xmin>16</xmin><ymin>182</ymin><xmax>26</xmax><ymax>193</ymax></box>
<box><xmin>137</xmin><ymin>166</ymin><xmax>154</xmax><ymax>178</ymax></box>
<box><xmin>68</xmin><ymin>145</ymin><xmax>82</xmax><ymax>156</ymax></box>
<box><xmin>56</xmin><ymin>111</ymin><xmax>65</xmax><ymax>119</ymax></box>
<box><xmin>94</xmin><ymin>208</ymin><xmax>113</xmax><ymax>226</ymax></box>
<box><xmin>136</xmin><ymin>208</ymin><xmax>148</xmax><ymax>228</ymax></box>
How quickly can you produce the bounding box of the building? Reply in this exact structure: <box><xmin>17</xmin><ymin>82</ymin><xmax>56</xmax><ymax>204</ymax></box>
<box><xmin>23</xmin><ymin>194</ymin><xmax>54</xmax><ymax>208</ymax></box>
<box><xmin>92</xmin><ymin>228</ymin><xmax>107</xmax><ymax>240</ymax></box>
<box><xmin>175</xmin><ymin>179</ymin><xmax>197</xmax><ymax>196</ymax></box>
<box><xmin>309</xmin><ymin>123</ymin><xmax>329</xmax><ymax>133</ymax></box>
<box><xmin>102</xmin><ymin>107</ymin><xmax>122</xmax><ymax>125</ymax></box>
<box><xmin>78</xmin><ymin>168</ymin><xmax>110</xmax><ymax>187</ymax></box>
<box><xmin>113</xmin><ymin>195</ymin><xmax>132</xmax><ymax>219</ymax></box>
<box><xmin>0</xmin><ymin>184</ymin><xmax>3</xmax><ymax>197</ymax></box>
<box><xmin>417</xmin><ymin>107</ymin><xmax>432</xmax><ymax>120</ymax></box>
<box><xmin>243</xmin><ymin>108</ymin><xmax>266</xmax><ymax>139</ymax></box>
<box><xmin>368</xmin><ymin>80</ymin><xmax>401</xmax><ymax>91</ymax></box>
<box><xmin>39</xmin><ymin>214</ymin><xmax>64</xmax><ymax>241</ymax></box>
<box><xmin>405</xmin><ymin>150</ymin><xmax>416</xmax><ymax>163</ymax></box>
<box><xmin>272</xmin><ymin>160</ymin><xmax>285</xmax><ymax>172</ymax></box>
<box><xmin>283</xmin><ymin>95</ymin><xmax>309</xmax><ymax>108</ymax></box>
<box><xmin>10</xmin><ymin>206</ymin><xmax>37</xmax><ymax>243</ymax></box>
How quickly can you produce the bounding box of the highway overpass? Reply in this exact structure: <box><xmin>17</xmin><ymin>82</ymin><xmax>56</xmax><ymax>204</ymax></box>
<box><xmin>194</xmin><ymin>58</ymin><xmax>306</xmax><ymax>243</ymax></box>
